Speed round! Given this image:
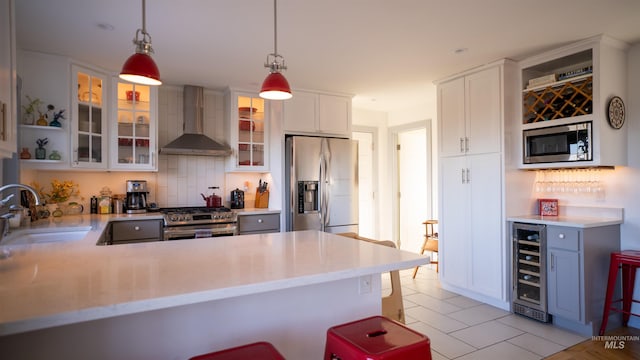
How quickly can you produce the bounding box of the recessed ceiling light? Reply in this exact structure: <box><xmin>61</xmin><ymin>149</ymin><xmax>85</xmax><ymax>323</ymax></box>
<box><xmin>97</xmin><ymin>23</ymin><xmax>115</xmax><ymax>31</ymax></box>
<box><xmin>454</xmin><ymin>48</ymin><xmax>468</xmax><ymax>54</ymax></box>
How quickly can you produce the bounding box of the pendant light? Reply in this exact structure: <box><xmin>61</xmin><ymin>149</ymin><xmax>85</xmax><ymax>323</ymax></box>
<box><xmin>260</xmin><ymin>0</ymin><xmax>292</xmax><ymax>100</ymax></box>
<box><xmin>119</xmin><ymin>0</ymin><xmax>162</xmax><ymax>86</ymax></box>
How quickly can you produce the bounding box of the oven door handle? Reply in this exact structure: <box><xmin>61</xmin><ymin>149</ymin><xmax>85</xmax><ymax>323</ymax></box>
<box><xmin>164</xmin><ymin>226</ymin><xmax>236</xmax><ymax>239</ymax></box>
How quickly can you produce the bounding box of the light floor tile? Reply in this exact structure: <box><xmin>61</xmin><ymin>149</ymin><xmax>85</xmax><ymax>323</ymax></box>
<box><xmin>507</xmin><ymin>332</ymin><xmax>567</xmax><ymax>357</ymax></box>
<box><xmin>497</xmin><ymin>314</ymin><xmax>587</xmax><ymax>347</ymax></box>
<box><xmin>445</xmin><ymin>295</ymin><xmax>483</xmax><ymax>309</ymax></box>
<box><xmin>408</xmin><ymin>320</ymin><xmax>477</xmax><ymax>359</ymax></box>
<box><xmin>404</xmin><ymin>293</ymin><xmax>463</xmax><ymax>314</ymax></box>
<box><xmin>448</xmin><ymin>303</ymin><xmax>511</xmax><ymax>326</ymax></box>
<box><xmin>455</xmin><ymin>341</ymin><xmax>541</xmax><ymax>360</ymax></box>
<box><xmin>406</xmin><ymin>306</ymin><xmax>469</xmax><ymax>333</ymax></box>
<box><xmin>450</xmin><ymin>320</ymin><xmax>523</xmax><ymax>348</ymax></box>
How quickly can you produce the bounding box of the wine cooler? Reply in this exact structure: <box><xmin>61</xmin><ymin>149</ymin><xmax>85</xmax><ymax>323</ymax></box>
<box><xmin>512</xmin><ymin>222</ymin><xmax>550</xmax><ymax>322</ymax></box>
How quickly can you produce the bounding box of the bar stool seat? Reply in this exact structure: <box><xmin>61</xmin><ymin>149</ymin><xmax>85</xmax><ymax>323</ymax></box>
<box><xmin>599</xmin><ymin>250</ymin><xmax>640</xmax><ymax>336</ymax></box>
<box><xmin>189</xmin><ymin>342</ymin><xmax>284</xmax><ymax>360</ymax></box>
<box><xmin>324</xmin><ymin>316</ymin><xmax>431</xmax><ymax>360</ymax></box>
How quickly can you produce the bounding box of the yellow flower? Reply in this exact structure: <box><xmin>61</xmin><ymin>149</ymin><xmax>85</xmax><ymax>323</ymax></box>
<box><xmin>32</xmin><ymin>179</ymin><xmax>80</xmax><ymax>204</ymax></box>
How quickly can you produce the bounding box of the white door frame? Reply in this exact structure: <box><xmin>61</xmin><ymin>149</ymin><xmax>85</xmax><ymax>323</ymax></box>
<box><xmin>352</xmin><ymin>125</ymin><xmax>379</xmax><ymax>240</ymax></box>
<box><xmin>388</xmin><ymin>120</ymin><xmax>433</xmax><ymax>247</ymax></box>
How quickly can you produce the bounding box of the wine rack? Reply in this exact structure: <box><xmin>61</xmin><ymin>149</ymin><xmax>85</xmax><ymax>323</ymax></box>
<box><xmin>512</xmin><ymin>222</ymin><xmax>549</xmax><ymax>322</ymax></box>
<box><xmin>523</xmin><ymin>75</ymin><xmax>593</xmax><ymax>124</ymax></box>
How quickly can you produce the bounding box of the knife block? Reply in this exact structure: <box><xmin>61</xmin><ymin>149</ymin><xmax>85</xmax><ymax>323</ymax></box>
<box><xmin>255</xmin><ymin>189</ymin><xmax>269</xmax><ymax>208</ymax></box>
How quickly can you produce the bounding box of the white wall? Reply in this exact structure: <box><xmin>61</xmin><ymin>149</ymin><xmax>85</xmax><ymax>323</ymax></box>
<box><xmin>353</xmin><ymin>84</ymin><xmax>439</xmax><ymax>242</ymax></box>
<box><xmin>352</xmin><ymin>108</ymin><xmax>392</xmax><ymax>239</ymax></box>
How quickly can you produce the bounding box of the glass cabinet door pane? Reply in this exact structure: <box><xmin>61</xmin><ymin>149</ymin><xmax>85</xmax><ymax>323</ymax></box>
<box><xmin>91</xmin><ymin>107</ymin><xmax>102</xmax><ymax>134</ymax></box>
<box><xmin>78</xmin><ymin>104</ymin><xmax>90</xmax><ymax>132</ymax></box>
<box><xmin>76</xmin><ymin>69</ymin><xmax>104</xmax><ymax>165</ymax></box>
<box><xmin>92</xmin><ymin>135</ymin><xmax>102</xmax><ymax>162</ymax></box>
<box><xmin>236</xmin><ymin>95</ymin><xmax>265</xmax><ymax>168</ymax></box>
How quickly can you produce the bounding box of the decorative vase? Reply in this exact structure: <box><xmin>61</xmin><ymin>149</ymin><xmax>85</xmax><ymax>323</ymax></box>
<box><xmin>49</xmin><ymin>118</ymin><xmax>62</xmax><ymax>127</ymax></box>
<box><xmin>49</xmin><ymin>150</ymin><xmax>61</xmax><ymax>160</ymax></box>
<box><xmin>20</xmin><ymin>147</ymin><xmax>32</xmax><ymax>159</ymax></box>
<box><xmin>36</xmin><ymin>115</ymin><xmax>48</xmax><ymax>126</ymax></box>
<box><xmin>47</xmin><ymin>203</ymin><xmax>63</xmax><ymax>217</ymax></box>
<box><xmin>35</xmin><ymin>147</ymin><xmax>46</xmax><ymax>160</ymax></box>
<box><xmin>23</xmin><ymin>113</ymin><xmax>35</xmax><ymax>125</ymax></box>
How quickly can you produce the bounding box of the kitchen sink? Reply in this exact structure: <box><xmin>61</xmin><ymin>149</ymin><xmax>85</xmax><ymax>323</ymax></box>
<box><xmin>1</xmin><ymin>227</ymin><xmax>91</xmax><ymax>246</ymax></box>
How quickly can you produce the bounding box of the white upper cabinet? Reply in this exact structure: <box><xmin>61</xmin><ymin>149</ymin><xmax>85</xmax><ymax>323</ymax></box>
<box><xmin>439</xmin><ymin>66</ymin><xmax>501</xmax><ymax>157</ymax></box>
<box><xmin>0</xmin><ymin>0</ymin><xmax>17</xmax><ymax>159</ymax></box>
<box><xmin>283</xmin><ymin>90</ymin><xmax>352</xmax><ymax>137</ymax></box>
<box><xmin>109</xmin><ymin>78</ymin><xmax>158</xmax><ymax>171</ymax></box>
<box><xmin>518</xmin><ymin>35</ymin><xmax>629</xmax><ymax>169</ymax></box>
<box><xmin>71</xmin><ymin>64</ymin><xmax>108</xmax><ymax>169</ymax></box>
<box><xmin>226</xmin><ymin>89</ymin><xmax>269</xmax><ymax>172</ymax></box>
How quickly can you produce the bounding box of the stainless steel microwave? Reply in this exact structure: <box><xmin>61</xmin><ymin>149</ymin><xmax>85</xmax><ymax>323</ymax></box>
<box><xmin>523</xmin><ymin>121</ymin><xmax>592</xmax><ymax>164</ymax></box>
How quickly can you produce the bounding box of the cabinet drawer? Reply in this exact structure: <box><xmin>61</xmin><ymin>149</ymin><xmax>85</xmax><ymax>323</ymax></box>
<box><xmin>111</xmin><ymin>219</ymin><xmax>163</xmax><ymax>241</ymax></box>
<box><xmin>547</xmin><ymin>226</ymin><xmax>580</xmax><ymax>251</ymax></box>
<box><xmin>238</xmin><ymin>213</ymin><xmax>280</xmax><ymax>233</ymax></box>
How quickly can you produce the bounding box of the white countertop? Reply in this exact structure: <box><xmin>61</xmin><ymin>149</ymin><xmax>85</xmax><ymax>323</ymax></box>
<box><xmin>507</xmin><ymin>215</ymin><xmax>623</xmax><ymax>228</ymax></box>
<box><xmin>508</xmin><ymin>206</ymin><xmax>624</xmax><ymax>228</ymax></box>
<box><xmin>0</xmin><ymin>218</ymin><xmax>427</xmax><ymax>336</ymax></box>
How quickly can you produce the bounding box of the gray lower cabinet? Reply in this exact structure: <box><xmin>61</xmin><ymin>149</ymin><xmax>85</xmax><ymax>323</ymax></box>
<box><xmin>546</xmin><ymin>225</ymin><xmax>620</xmax><ymax>336</ymax></box>
<box><xmin>238</xmin><ymin>213</ymin><xmax>280</xmax><ymax>235</ymax></box>
<box><xmin>108</xmin><ymin>219</ymin><xmax>164</xmax><ymax>244</ymax></box>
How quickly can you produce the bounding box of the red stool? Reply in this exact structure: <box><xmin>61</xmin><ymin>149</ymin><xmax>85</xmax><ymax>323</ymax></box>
<box><xmin>599</xmin><ymin>250</ymin><xmax>640</xmax><ymax>336</ymax></box>
<box><xmin>189</xmin><ymin>341</ymin><xmax>284</xmax><ymax>360</ymax></box>
<box><xmin>324</xmin><ymin>316</ymin><xmax>431</xmax><ymax>360</ymax></box>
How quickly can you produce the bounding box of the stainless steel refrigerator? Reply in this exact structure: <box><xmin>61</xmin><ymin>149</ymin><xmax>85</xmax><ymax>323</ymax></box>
<box><xmin>285</xmin><ymin>135</ymin><xmax>358</xmax><ymax>233</ymax></box>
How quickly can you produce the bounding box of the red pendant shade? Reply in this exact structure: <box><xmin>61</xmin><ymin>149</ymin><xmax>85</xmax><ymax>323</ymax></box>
<box><xmin>120</xmin><ymin>52</ymin><xmax>161</xmax><ymax>86</ymax></box>
<box><xmin>260</xmin><ymin>72</ymin><xmax>292</xmax><ymax>100</ymax></box>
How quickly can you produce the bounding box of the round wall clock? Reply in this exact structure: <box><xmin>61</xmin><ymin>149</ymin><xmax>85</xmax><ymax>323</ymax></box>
<box><xmin>607</xmin><ymin>96</ymin><xmax>625</xmax><ymax>129</ymax></box>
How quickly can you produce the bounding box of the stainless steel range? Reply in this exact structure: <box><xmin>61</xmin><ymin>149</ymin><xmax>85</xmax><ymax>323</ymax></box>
<box><xmin>161</xmin><ymin>207</ymin><xmax>237</xmax><ymax>240</ymax></box>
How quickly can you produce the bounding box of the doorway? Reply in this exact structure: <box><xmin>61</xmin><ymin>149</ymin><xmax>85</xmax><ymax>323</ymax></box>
<box><xmin>353</xmin><ymin>127</ymin><xmax>378</xmax><ymax>239</ymax></box>
<box><xmin>390</xmin><ymin>121</ymin><xmax>432</xmax><ymax>252</ymax></box>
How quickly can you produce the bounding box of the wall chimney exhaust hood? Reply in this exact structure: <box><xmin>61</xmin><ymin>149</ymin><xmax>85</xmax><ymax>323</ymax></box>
<box><xmin>160</xmin><ymin>85</ymin><xmax>232</xmax><ymax>156</ymax></box>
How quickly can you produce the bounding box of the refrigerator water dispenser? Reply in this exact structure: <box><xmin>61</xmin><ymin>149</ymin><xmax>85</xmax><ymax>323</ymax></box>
<box><xmin>298</xmin><ymin>181</ymin><xmax>319</xmax><ymax>213</ymax></box>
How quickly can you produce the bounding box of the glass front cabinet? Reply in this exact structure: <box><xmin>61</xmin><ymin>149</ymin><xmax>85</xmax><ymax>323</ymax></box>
<box><xmin>71</xmin><ymin>64</ymin><xmax>107</xmax><ymax>169</ymax></box>
<box><xmin>226</xmin><ymin>90</ymin><xmax>269</xmax><ymax>172</ymax></box>
<box><xmin>110</xmin><ymin>79</ymin><xmax>157</xmax><ymax>170</ymax></box>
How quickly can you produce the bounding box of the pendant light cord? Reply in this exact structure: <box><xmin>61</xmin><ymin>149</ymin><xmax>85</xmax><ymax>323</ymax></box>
<box><xmin>142</xmin><ymin>0</ymin><xmax>147</xmax><ymax>34</ymax></box>
<box><xmin>273</xmin><ymin>0</ymin><xmax>278</xmax><ymax>56</ymax></box>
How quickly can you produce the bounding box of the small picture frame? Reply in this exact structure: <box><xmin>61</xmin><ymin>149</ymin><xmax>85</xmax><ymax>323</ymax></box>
<box><xmin>539</xmin><ymin>198</ymin><xmax>559</xmax><ymax>216</ymax></box>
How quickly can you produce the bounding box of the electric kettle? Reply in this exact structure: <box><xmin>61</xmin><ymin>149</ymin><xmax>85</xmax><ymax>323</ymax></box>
<box><xmin>230</xmin><ymin>188</ymin><xmax>244</xmax><ymax>209</ymax></box>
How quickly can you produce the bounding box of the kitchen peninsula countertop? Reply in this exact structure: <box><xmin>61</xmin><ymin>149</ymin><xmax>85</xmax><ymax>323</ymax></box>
<box><xmin>0</xmin><ymin>219</ymin><xmax>427</xmax><ymax>336</ymax></box>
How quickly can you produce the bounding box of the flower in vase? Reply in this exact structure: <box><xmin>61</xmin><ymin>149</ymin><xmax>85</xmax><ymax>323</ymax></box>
<box><xmin>32</xmin><ymin>179</ymin><xmax>80</xmax><ymax>204</ymax></box>
<box><xmin>36</xmin><ymin>137</ymin><xmax>48</xmax><ymax>149</ymax></box>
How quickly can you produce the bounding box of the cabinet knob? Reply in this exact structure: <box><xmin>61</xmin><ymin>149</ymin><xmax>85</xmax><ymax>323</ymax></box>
<box><xmin>558</xmin><ymin>233</ymin><xmax>565</xmax><ymax>239</ymax></box>
<box><xmin>258</xmin><ymin>218</ymin><xmax>263</xmax><ymax>223</ymax></box>
<box><xmin>134</xmin><ymin>226</ymin><xmax>141</xmax><ymax>231</ymax></box>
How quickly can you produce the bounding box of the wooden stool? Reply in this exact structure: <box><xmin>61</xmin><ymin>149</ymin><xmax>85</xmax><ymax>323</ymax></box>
<box><xmin>338</xmin><ymin>232</ymin><xmax>405</xmax><ymax>323</ymax></box>
<box><xmin>599</xmin><ymin>250</ymin><xmax>640</xmax><ymax>336</ymax></box>
<box><xmin>189</xmin><ymin>342</ymin><xmax>284</xmax><ymax>360</ymax></box>
<box><xmin>413</xmin><ymin>220</ymin><xmax>438</xmax><ymax>278</ymax></box>
<box><xmin>324</xmin><ymin>316</ymin><xmax>431</xmax><ymax>360</ymax></box>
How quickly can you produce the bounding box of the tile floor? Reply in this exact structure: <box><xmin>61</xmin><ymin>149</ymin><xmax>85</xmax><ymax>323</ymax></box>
<box><xmin>386</xmin><ymin>267</ymin><xmax>588</xmax><ymax>360</ymax></box>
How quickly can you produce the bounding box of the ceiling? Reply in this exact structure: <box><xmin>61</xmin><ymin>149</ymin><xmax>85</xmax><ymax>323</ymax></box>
<box><xmin>15</xmin><ymin>0</ymin><xmax>640</xmax><ymax>113</ymax></box>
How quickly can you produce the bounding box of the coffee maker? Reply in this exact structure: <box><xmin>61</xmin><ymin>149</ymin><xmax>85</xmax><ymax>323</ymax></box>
<box><xmin>125</xmin><ymin>180</ymin><xmax>148</xmax><ymax>214</ymax></box>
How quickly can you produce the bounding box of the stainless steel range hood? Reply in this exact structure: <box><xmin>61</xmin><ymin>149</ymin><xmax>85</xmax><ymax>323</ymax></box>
<box><xmin>160</xmin><ymin>85</ymin><xmax>232</xmax><ymax>156</ymax></box>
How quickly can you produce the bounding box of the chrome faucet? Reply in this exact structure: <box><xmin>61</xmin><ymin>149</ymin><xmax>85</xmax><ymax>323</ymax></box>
<box><xmin>0</xmin><ymin>183</ymin><xmax>42</xmax><ymax>206</ymax></box>
<box><xmin>0</xmin><ymin>184</ymin><xmax>42</xmax><ymax>241</ymax></box>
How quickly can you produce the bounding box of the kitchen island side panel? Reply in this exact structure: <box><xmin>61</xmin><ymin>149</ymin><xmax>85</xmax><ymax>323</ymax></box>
<box><xmin>0</xmin><ymin>276</ymin><xmax>381</xmax><ymax>360</ymax></box>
